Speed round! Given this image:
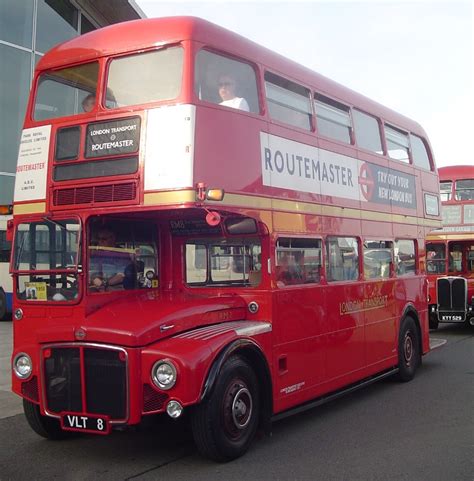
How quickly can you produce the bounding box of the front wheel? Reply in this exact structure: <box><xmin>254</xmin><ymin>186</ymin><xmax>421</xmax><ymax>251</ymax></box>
<box><xmin>396</xmin><ymin>316</ymin><xmax>421</xmax><ymax>382</ymax></box>
<box><xmin>23</xmin><ymin>399</ymin><xmax>78</xmax><ymax>440</ymax></box>
<box><xmin>191</xmin><ymin>356</ymin><xmax>259</xmax><ymax>462</ymax></box>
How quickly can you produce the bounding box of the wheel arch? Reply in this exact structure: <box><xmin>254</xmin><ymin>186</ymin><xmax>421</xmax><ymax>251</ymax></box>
<box><xmin>201</xmin><ymin>338</ymin><xmax>273</xmax><ymax>432</ymax></box>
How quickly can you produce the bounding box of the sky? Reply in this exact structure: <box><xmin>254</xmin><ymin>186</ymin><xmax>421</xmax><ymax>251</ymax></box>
<box><xmin>136</xmin><ymin>0</ymin><xmax>473</xmax><ymax>168</ymax></box>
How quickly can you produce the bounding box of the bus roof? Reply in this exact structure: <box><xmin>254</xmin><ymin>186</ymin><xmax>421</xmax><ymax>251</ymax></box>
<box><xmin>438</xmin><ymin>165</ymin><xmax>474</xmax><ymax>182</ymax></box>
<box><xmin>37</xmin><ymin>16</ymin><xmax>426</xmax><ymax>137</ymax></box>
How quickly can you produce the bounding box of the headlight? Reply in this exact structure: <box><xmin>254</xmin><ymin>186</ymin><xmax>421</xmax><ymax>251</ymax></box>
<box><xmin>13</xmin><ymin>353</ymin><xmax>32</xmax><ymax>379</ymax></box>
<box><xmin>151</xmin><ymin>360</ymin><xmax>177</xmax><ymax>390</ymax></box>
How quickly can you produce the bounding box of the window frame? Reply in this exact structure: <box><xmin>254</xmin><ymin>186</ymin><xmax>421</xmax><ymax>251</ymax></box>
<box><xmin>104</xmin><ymin>44</ymin><xmax>184</xmax><ymax>110</ymax></box>
<box><xmin>275</xmin><ymin>236</ymin><xmax>323</xmax><ymax>287</ymax></box>
<box><xmin>325</xmin><ymin>236</ymin><xmax>360</xmax><ymax>283</ymax></box>
<box><xmin>194</xmin><ymin>47</ymin><xmax>261</xmax><ymax>115</ymax></box>
<box><xmin>264</xmin><ymin>70</ymin><xmax>313</xmax><ymax>132</ymax></box>
<box><xmin>352</xmin><ymin>108</ymin><xmax>384</xmax><ymax>155</ymax></box>
<box><xmin>314</xmin><ymin>93</ymin><xmax>353</xmax><ymax>145</ymax></box>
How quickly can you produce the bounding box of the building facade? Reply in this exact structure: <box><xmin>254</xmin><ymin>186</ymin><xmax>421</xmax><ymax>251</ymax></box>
<box><xmin>0</xmin><ymin>0</ymin><xmax>144</xmax><ymax>204</ymax></box>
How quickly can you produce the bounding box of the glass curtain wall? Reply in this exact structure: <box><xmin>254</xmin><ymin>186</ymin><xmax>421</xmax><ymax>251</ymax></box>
<box><xmin>0</xmin><ymin>0</ymin><xmax>97</xmax><ymax>204</ymax></box>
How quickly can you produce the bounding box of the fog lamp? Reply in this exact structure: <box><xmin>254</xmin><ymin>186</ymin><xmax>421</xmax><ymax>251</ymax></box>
<box><xmin>13</xmin><ymin>353</ymin><xmax>32</xmax><ymax>379</ymax></box>
<box><xmin>166</xmin><ymin>400</ymin><xmax>183</xmax><ymax>419</ymax></box>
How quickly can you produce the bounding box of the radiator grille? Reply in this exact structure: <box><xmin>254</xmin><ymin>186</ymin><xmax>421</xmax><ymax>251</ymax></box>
<box><xmin>437</xmin><ymin>277</ymin><xmax>467</xmax><ymax>312</ymax></box>
<box><xmin>53</xmin><ymin>182</ymin><xmax>136</xmax><ymax>206</ymax></box>
<box><xmin>44</xmin><ymin>346</ymin><xmax>127</xmax><ymax>420</ymax></box>
<box><xmin>143</xmin><ymin>384</ymin><xmax>169</xmax><ymax>413</ymax></box>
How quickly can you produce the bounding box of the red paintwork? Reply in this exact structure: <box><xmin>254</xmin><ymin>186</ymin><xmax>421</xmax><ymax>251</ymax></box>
<box><xmin>12</xmin><ymin>17</ymin><xmax>438</xmax><ymax>432</ymax></box>
<box><xmin>427</xmin><ymin>165</ymin><xmax>474</xmax><ymax>308</ymax></box>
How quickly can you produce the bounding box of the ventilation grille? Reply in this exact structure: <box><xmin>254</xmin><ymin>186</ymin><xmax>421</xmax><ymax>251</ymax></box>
<box><xmin>21</xmin><ymin>375</ymin><xmax>39</xmax><ymax>403</ymax></box>
<box><xmin>143</xmin><ymin>384</ymin><xmax>169</xmax><ymax>413</ymax></box>
<box><xmin>53</xmin><ymin>182</ymin><xmax>137</xmax><ymax>206</ymax></box>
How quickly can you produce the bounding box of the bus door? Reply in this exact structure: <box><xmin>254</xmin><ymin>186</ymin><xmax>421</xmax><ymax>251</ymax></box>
<box><xmin>323</xmin><ymin>237</ymin><xmax>365</xmax><ymax>383</ymax></box>
<box><xmin>273</xmin><ymin>237</ymin><xmax>325</xmax><ymax>405</ymax></box>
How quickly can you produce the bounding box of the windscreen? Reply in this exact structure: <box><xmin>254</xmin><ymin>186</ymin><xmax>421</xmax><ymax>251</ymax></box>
<box><xmin>14</xmin><ymin>218</ymin><xmax>80</xmax><ymax>302</ymax></box>
<box><xmin>34</xmin><ymin>62</ymin><xmax>99</xmax><ymax>120</ymax></box>
<box><xmin>105</xmin><ymin>46</ymin><xmax>183</xmax><ymax>108</ymax></box>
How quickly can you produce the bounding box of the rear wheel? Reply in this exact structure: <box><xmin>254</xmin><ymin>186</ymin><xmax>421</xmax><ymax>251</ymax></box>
<box><xmin>23</xmin><ymin>399</ymin><xmax>78</xmax><ymax>440</ymax></box>
<box><xmin>396</xmin><ymin>316</ymin><xmax>421</xmax><ymax>382</ymax></box>
<box><xmin>191</xmin><ymin>356</ymin><xmax>259</xmax><ymax>462</ymax></box>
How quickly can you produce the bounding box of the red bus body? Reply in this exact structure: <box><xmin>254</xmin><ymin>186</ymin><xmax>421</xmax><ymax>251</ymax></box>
<box><xmin>11</xmin><ymin>17</ymin><xmax>441</xmax><ymax>460</ymax></box>
<box><xmin>426</xmin><ymin>165</ymin><xmax>474</xmax><ymax>328</ymax></box>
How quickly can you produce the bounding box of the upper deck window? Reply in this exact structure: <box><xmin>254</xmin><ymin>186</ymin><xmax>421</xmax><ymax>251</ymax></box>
<box><xmin>410</xmin><ymin>134</ymin><xmax>432</xmax><ymax>171</ymax></box>
<box><xmin>195</xmin><ymin>50</ymin><xmax>259</xmax><ymax>113</ymax></box>
<box><xmin>106</xmin><ymin>46</ymin><xmax>183</xmax><ymax>109</ymax></box>
<box><xmin>384</xmin><ymin>125</ymin><xmax>410</xmax><ymax>163</ymax></box>
<box><xmin>34</xmin><ymin>62</ymin><xmax>99</xmax><ymax>120</ymax></box>
<box><xmin>455</xmin><ymin>179</ymin><xmax>474</xmax><ymax>201</ymax></box>
<box><xmin>353</xmin><ymin>110</ymin><xmax>383</xmax><ymax>154</ymax></box>
<box><xmin>265</xmin><ymin>72</ymin><xmax>312</xmax><ymax>131</ymax></box>
<box><xmin>439</xmin><ymin>181</ymin><xmax>452</xmax><ymax>201</ymax></box>
<box><xmin>314</xmin><ymin>95</ymin><xmax>352</xmax><ymax>144</ymax></box>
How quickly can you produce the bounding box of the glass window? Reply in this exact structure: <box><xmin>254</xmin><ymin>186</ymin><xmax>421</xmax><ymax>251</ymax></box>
<box><xmin>265</xmin><ymin>72</ymin><xmax>312</xmax><ymax>130</ymax></box>
<box><xmin>442</xmin><ymin>205</ymin><xmax>462</xmax><ymax>225</ymax></box>
<box><xmin>186</xmin><ymin>240</ymin><xmax>261</xmax><ymax>286</ymax></box>
<box><xmin>275</xmin><ymin>238</ymin><xmax>321</xmax><ymax>286</ymax></box>
<box><xmin>464</xmin><ymin>205</ymin><xmax>474</xmax><ymax>224</ymax></box>
<box><xmin>315</xmin><ymin>95</ymin><xmax>352</xmax><ymax>144</ymax></box>
<box><xmin>410</xmin><ymin>134</ymin><xmax>431</xmax><ymax>170</ymax></box>
<box><xmin>385</xmin><ymin>125</ymin><xmax>409</xmax><ymax>162</ymax></box>
<box><xmin>426</xmin><ymin>243</ymin><xmax>446</xmax><ymax>274</ymax></box>
<box><xmin>0</xmin><ymin>44</ymin><xmax>31</xmax><ymax>177</ymax></box>
<box><xmin>353</xmin><ymin>109</ymin><xmax>382</xmax><ymax>153</ymax></box>
<box><xmin>36</xmin><ymin>0</ymin><xmax>78</xmax><ymax>53</ymax></box>
<box><xmin>14</xmin><ymin>218</ymin><xmax>80</xmax><ymax>302</ymax></box>
<box><xmin>0</xmin><ymin>0</ymin><xmax>33</xmax><ymax>48</ymax></box>
<box><xmin>395</xmin><ymin>239</ymin><xmax>416</xmax><ymax>276</ymax></box>
<box><xmin>467</xmin><ymin>245</ymin><xmax>474</xmax><ymax>273</ymax></box>
<box><xmin>195</xmin><ymin>50</ymin><xmax>259</xmax><ymax>113</ymax></box>
<box><xmin>106</xmin><ymin>47</ymin><xmax>183</xmax><ymax>108</ymax></box>
<box><xmin>448</xmin><ymin>243</ymin><xmax>463</xmax><ymax>273</ymax></box>
<box><xmin>326</xmin><ymin>237</ymin><xmax>359</xmax><ymax>282</ymax></box>
<box><xmin>0</xmin><ymin>229</ymin><xmax>11</xmax><ymax>263</ymax></box>
<box><xmin>455</xmin><ymin>179</ymin><xmax>474</xmax><ymax>201</ymax></box>
<box><xmin>0</xmin><ymin>177</ymin><xmax>15</xmax><ymax>205</ymax></box>
<box><xmin>88</xmin><ymin>218</ymin><xmax>158</xmax><ymax>292</ymax></box>
<box><xmin>80</xmin><ymin>15</ymin><xmax>96</xmax><ymax>34</ymax></box>
<box><xmin>363</xmin><ymin>241</ymin><xmax>393</xmax><ymax>279</ymax></box>
<box><xmin>34</xmin><ymin>62</ymin><xmax>99</xmax><ymax>120</ymax></box>
<box><xmin>439</xmin><ymin>181</ymin><xmax>452</xmax><ymax>202</ymax></box>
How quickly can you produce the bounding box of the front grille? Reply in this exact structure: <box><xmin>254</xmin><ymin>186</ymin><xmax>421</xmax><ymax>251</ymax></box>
<box><xmin>143</xmin><ymin>384</ymin><xmax>169</xmax><ymax>413</ymax></box>
<box><xmin>44</xmin><ymin>346</ymin><xmax>127</xmax><ymax>420</ymax></box>
<box><xmin>53</xmin><ymin>182</ymin><xmax>137</xmax><ymax>206</ymax></box>
<box><xmin>437</xmin><ymin>277</ymin><xmax>467</xmax><ymax>311</ymax></box>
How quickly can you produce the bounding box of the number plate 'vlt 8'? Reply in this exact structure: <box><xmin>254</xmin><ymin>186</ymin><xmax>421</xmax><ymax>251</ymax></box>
<box><xmin>61</xmin><ymin>413</ymin><xmax>110</xmax><ymax>434</ymax></box>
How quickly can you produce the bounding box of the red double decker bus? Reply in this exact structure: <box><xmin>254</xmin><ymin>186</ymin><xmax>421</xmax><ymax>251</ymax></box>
<box><xmin>426</xmin><ymin>165</ymin><xmax>474</xmax><ymax>329</ymax></box>
<box><xmin>10</xmin><ymin>17</ymin><xmax>441</xmax><ymax>461</ymax></box>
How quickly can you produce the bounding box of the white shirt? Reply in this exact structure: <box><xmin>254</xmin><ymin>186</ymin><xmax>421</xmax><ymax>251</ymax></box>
<box><xmin>220</xmin><ymin>97</ymin><xmax>250</xmax><ymax>112</ymax></box>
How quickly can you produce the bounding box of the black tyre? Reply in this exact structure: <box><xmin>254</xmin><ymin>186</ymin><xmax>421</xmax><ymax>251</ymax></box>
<box><xmin>0</xmin><ymin>289</ymin><xmax>7</xmax><ymax>321</ymax></box>
<box><xmin>191</xmin><ymin>356</ymin><xmax>259</xmax><ymax>462</ymax></box>
<box><xmin>429</xmin><ymin>313</ymin><xmax>439</xmax><ymax>330</ymax></box>
<box><xmin>396</xmin><ymin>316</ymin><xmax>421</xmax><ymax>382</ymax></box>
<box><xmin>23</xmin><ymin>399</ymin><xmax>78</xmax><ymax>440</ymax></box>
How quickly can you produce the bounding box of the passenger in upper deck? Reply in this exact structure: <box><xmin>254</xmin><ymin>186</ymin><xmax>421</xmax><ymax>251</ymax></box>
<box><xmin>81</xmin><ymin>94</ymin><xmax>95</xmax><ymax>113</ymax></box>
<box><xmin>218</xmin><ymin>74</ymin><xmax>250</xmax><ymax>112</ymax></box>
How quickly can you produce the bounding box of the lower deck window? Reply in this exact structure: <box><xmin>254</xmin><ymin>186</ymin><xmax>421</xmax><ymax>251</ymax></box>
<box><xmin>186</xmin><ymin>241</ymin><xmax>261</xmax><ymax>286</ymax></box>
